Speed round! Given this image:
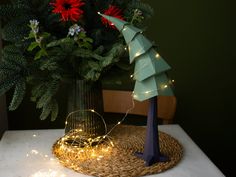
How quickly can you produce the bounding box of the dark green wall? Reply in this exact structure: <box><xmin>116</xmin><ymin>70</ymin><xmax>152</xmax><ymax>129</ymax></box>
<box><xmin>2</xmin><ymin>0</ymin><xmax>235</xmax><ymax>176</ymax></box>
<box><xmin>145</xmin><ymin>0</ymin><xmax>236</xmax><ymax>176</ymax></box>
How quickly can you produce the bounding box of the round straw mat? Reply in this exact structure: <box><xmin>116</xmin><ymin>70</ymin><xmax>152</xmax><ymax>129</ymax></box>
<box><xmin>52</xmin><ymin>125</ymin><xmax>183</xmax><ymax>177</ymax></box>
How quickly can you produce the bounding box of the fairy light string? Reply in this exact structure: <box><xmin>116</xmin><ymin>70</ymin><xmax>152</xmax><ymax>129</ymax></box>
<box><xmin>56</xmin><ymin>78</ymin><xmax>174</xmax><ymax>149</ymax></box>
<box><xmin>53</xmin><ymin>79</ymin><xmax>175</xmax><ymax>171</ymax></box>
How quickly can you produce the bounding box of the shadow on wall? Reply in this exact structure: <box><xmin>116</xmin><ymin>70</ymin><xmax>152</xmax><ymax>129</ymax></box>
<box><xmin>0</xmin><ymin>95</ymin><xmax>8</xmax><ymax>139</ymax></box>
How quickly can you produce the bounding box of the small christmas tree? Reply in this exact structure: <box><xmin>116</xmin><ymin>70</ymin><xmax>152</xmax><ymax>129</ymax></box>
<box><xmin>99</xmin><ymin>14</ymin><xmax>174</xmax><ymax>166</ymax></box>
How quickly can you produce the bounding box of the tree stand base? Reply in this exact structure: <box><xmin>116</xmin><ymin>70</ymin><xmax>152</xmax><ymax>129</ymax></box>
<box><xmin>135</xmin><ymin>152</ymin><xmax>169</xmax><ymax>166</ymax></box>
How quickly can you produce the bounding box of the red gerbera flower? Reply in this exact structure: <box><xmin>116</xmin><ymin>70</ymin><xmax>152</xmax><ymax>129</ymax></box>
<box><xmin>51</xmin><ymin>0</ymin><xmax>84</xmax><ymax>22</ymax></box>
<box><xmin>101</xmin><ymin>5</ymin><xmax>124</xmax><ymax>29</ymax></box>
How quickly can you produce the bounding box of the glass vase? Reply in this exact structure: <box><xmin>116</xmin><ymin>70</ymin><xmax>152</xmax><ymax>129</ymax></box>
<box><xmin>65</xmin><ymin>79</ymin><xmax>106</xmax><ymax>137</ymax></box>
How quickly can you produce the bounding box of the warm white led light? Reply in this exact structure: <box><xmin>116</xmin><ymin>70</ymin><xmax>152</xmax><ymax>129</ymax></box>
<box><xmin>31</xmin><ymin>149</ymin><xmax>39</xmax><ymax>155</ymax></box>
<box><xmin>135</xmin><ymin>52</ymin><xmax>141</xmax><ymax>57</ymax></box>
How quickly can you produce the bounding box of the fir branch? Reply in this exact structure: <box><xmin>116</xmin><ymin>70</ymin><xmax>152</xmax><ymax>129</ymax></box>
<box><xmin>40</xmin><ymin>60</ymin><xmax>58</xmax><ymax>71</ymax></box>
<box><xmin>34</xmin><ymin>83</ymin><xmax>59</xmax><ymax>121</ymax></box>
<box><xmin>2</xmin><ymin>16</ymin><xmax>32</xmax><ymax>42</ymax></box>
<box><xmin>9</xmin><ymin>78</ymin><xmax>26</xmax><ymax>110</ymax></box>
<box><xmin>2</xmin><ymin>45</ymin><xmax>22</xmax><ymax>55</ymax></box>
<box><xmin>46</xmin><ymin>38</ymin><xmax>74</xmax><ymax>48</ymax></box>
<box><xmin>72</xmin><ymin>48</ymin><xmax>104</xmax><ymax>61</ymax></box>
<box><xmin>50</xmin><ymin>99</ymin><xmax>58</xmax><ymax>121</ymax></box>
<box><xmin>40</xmin><ymin>101</ymin><xmax>53</xmax><ymax>120</ymax></box>
<box><xmin>0</xmin><ymin>52</ymin><xmax>28</xmax><ymax>97</ymax></box>
<box><xmin>31</xmin><ymin>82</ymin><xmax>47</xmax><ymax>102</ymax></box>
<box><xmin>0</xmin><ymin>4</ymin><xmax>16</xmax><ymax>18</ymax></box>
<box><xmin>36</xmin><ymin>80</ymin><xmax>59</xmax><ymax>109</ymax></box>
<box><xmin>100</xmin><ymin>43</ymin><xmax>125</xmax><ymax>67</ymax></box>
<box><xmin>0</xmin><ymin>62</ymin><xmax>20</xmax><ymax>74</ymax></box>
<box><xmin>2</xmin><ymin>54</ymin><xmax>27</xmax><ymax>71</ymax></box>
<box><xmin>0</xmin><ymin>74</ymin><xmax>21</xmax><ymax>96</ymax></box>
<box><xmin>13</xmin><ymin>0</ymin><xmax>31</xmax><ymax>9</ymax></box>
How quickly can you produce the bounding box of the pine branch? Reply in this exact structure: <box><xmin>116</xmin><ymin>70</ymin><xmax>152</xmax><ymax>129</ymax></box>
<box><xmin>100</xmin><ymin>43</ymin><xmax>125</xmax><ymax>67</ymax></box>
<box><xmin>50</xmin><ymin>99</ymin><xmax>58</xmax><ymax>121</ymax></box>
<box><xmin>2</xmin><ymin>15</ymin><xmax>32</xmax><ymax>42</ymax></box>
<box><xmin>31</xmin><ymin>82</ymin><xmax>47</xmax><ymax>102</ymax></box>
<box><xmin>72</xmin><ymin>48</ymin><xmax>104</xmax><ymax>61</ymax></box>
<box><xmin>2</xmin><ymin>45</ymin><xmax>22</xmax><ymax>55</ymax></box>
<box><xmin>9</xmin><ymin>78</ymin><xmax>26</xmax><ymax>110</ymax></box>
<box><xmin>36</xmin><ymin>80</ymin><xmax>59</xmax><ymax>109</ymax></box>
<box><xmin>0</xmin><ymin>4</ymin><xmax>16</xmax><ymax>18</ymax></box>
<box><xmin>0</xmin><ymin>53</ymin><xmax>28</xmax><ymax>97</ymax></box>
<box><xmin>39</xmin><ymin>97</ymin><xmax>59</xmax><ymax>121</ymax></box>
<box><xmin>40</xmin><ymin>100</ymin><xmax>53</xmax><ymax>120</ymax></box>
<box><xmin>0</xmin><ymin>74</ymin><xmax>21</xmax><ymax>96</ymax></box>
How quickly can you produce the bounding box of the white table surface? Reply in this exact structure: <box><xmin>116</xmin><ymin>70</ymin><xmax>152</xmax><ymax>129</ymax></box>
<box><xmin>0</xmin><ymin>125</ymin><xmax>225</xmax><ymax>177</ymax></box>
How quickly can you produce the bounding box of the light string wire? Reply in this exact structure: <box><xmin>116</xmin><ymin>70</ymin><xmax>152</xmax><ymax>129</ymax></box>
<box><xmin>53</xmin><ymin>80</ymin><xmax>174</xmax><ymax>168</ymax></box>
<box><xmin>63</xmin><ymin>91</ymin><xmax>136</xmax><ymax>144</ymax></box>
<box><xmin>60</xmin><ymin>76</ymin><xmax>174</xmax><ymax>148</ymax></box>
<box><xmin>52</xmin><ymin>92</ymin><xmax>136</xmax><ymax>166</ymax></box>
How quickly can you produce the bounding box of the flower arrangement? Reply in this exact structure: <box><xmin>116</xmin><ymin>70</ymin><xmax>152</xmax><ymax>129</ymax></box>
<box><xmin>0</xmin><ymin>0</ymin><xmax>153</xmax><ymax>120</ymax></box>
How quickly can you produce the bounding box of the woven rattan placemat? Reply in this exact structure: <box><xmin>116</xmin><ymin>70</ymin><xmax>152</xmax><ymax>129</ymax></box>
<box><xmin>52</xmin><ymin>125</ymin><xmax>183</xmax><ymax>177</ymax></box>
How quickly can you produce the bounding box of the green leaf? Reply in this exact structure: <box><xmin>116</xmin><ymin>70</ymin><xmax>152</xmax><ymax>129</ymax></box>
<box><xmin>84</xmin><ymin>37</ymin><xmax>93</xmax><ymax>43</ymax></box>
<box><xmin>27</xmin><ymin>42</ymin><xmax>39</xmax><ymax>51</ymax></box>
<box><xmin>94</xmin><ymin>46</ymin><xmax>104</xmax><ymax>55</ymax></box>
<box><xmin>34</xmin><ymin>49</ymin><xmax>47</xmax><ymax>60</ymax></box>
<box><xmin>88</xmin><ymin>61</ymin><xmax>100</xmax><ymax>70</ymax></box>
<box><xmin>2</xmin><ymin>15</ymin><xmax>32</xmax><ymax>42</ymax></box>
<box><xmin>46</xmin><ymin>38</ymin><xmax>73</xmax><ymax>48</ymax></box>
<box><xmin>26</xmin><ymin>31</ymin><xmax>35</xmax><ymax>39</ymax></box>
<box><xmin>41</xmin><ymin>32</ymin><xmax>51</xmax><ymax>39</ymax></box>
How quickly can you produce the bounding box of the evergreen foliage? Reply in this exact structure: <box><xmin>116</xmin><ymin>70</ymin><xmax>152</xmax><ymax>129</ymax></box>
<box><xmin>0</xmin><ymin>0</ymin><xmax>153</xmax><ymax>120</ymax></box>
